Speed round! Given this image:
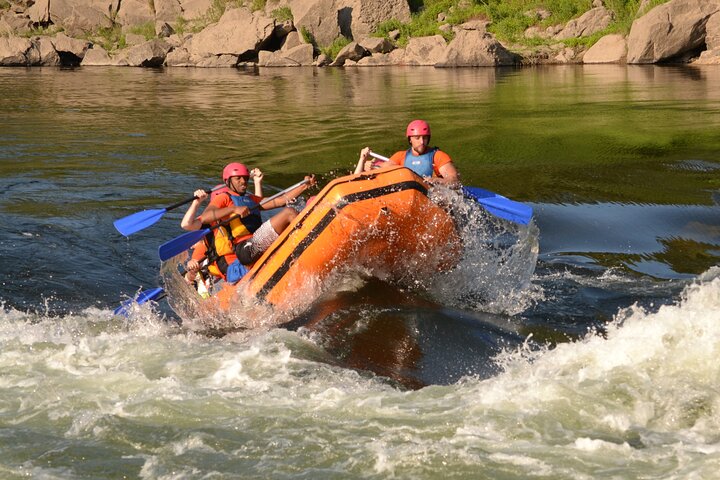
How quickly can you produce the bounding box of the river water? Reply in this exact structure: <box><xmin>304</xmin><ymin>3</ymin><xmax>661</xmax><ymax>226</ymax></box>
<box><xmin>1</xmin><ymin>65</ymin><xmax>719</xmax><ymax>479</ymax></box>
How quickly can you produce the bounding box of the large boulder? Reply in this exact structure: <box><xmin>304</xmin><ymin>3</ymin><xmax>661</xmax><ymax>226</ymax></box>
<box><xmin>1</xmin><ymin>12</ymin><xmax>32</xmax><ymax>35</ymax></box>
<box><xmin>118</xmin><ymin>39</ymin><xmax>173</xmax><ymax>66</ymax></box>
<box><xmin>400</xmin><ymin>35</ymin><xmax>447</xmax><ymax>65</ymax></box>
<box><xmin>289</xmin><ymin>0</ymin><xmax>409</xmax><ymax>46</ymax></box>
<box><xmin>0</xmin><ymin>36</ymin><xmax>34</xmax><ymax>65</ymax></box>
<box><xmin>177</xmin><ymin>0</ymin><xmax>214</xmax><ymax>21</ymax></box>
<box><xmin>154</xmin><ymin>0</ymin><xmax>183</xmax><ymax>23</ymax></box>
<box><xmin>556</xmin><ymin>6</ymin><xmax>613</xmax><ymax>40</ymax></box>
<box><xmin>52</xmin><ymin>32</ymin><xmax>92</xmax><ymax>64</ymax></box>
<box><xmin>436</xmin><ymin>30</ymin><xmax>517</xmax><ymax>67</ymax></box>
<box><xmin>627</xmin><ymin>0</ymin><xmax>720</xmax><ymax>63</ymax></box>
<box><xmin>583</xmin><ymin>33</ymin><xmax>626</xmax><ymax>63</ymax></box>
<box><xmin>291</xmin><ymin>0</ymin><xmax>340</xmax><ymax>46</ymax></box>
<box><xmin>81</xmin><ymin>45</ymin><xmax>116</xmax><ymax>65</ymax></box>
<box><xmin>358</xmin><ymin>36</ymin><xmax>394</xmax><ymax>54</ymax></box>
<box><xmin>116</xmin><ymin>0</ymin><xmax>155</xmax><ymax>27</ymax></box>
<box><xmin>706</xmin><ymin>11</ymin><xmax>720</xmax><ymax>50</ymax></box>
<box><xmin>28</xmin><ymin>0</ymin><xmax>116</xmax><ymax>37</ymax></box>
<box><xmin>338</xmin><ymin>0</ymin><xmax>411</xmax><ymax>39</ymax></box>
<box><xmin>186</xmin><ymin>7</ymin><xmax>275</xmax><ymax>61</ymax></box>
<box><xmin>330</xmin><ymin>40</ymin><xmax>366</xmax><ymax>65</ymax></box>
<box><xmin>36</xmin><ymin>36</ymin><xmax>61</xmax><ymax>65</ymax></box>
<box><xmin>258</xmin><ymin>43</ymin><xmax>314</xmax><ymax>66</ymax></box>
<box><xmin>27</xmin><ymin>0</ymin><xmax>51</xmax><ymax>24</ymax></box>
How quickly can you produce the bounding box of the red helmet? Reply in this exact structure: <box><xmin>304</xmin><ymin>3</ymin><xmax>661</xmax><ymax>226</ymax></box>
<box><xmin>222</xmin><ymin>162</ymin><xmax>250</xmax><ymax>182</ymax></box>
<box><xmin>406</xmin><ymin>119</ymin><xmax>430</xmax><ymax>137</ymax></box>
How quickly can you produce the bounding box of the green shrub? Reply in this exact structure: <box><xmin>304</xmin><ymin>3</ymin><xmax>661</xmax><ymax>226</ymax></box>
<box><xmin>300</xmin><ymin>26</ymin><xmax>316</xmax><ymax>46</ymax></box>
<box><xmin>250</xmin><ymin>0</ymin><xmax>266</xmax><ymax>11</ymax></box>
<box><xmin>128</xmin><ymin>21</ymin><xmax>156</xmax><ymax>40</ymax></box>
<box><xmin>271</xmin><ymin>6</ymin><xmax>293</xmax><ymax>22</ymax></box>
<box><xmin>90</xmin><ymin>25</ymin><xmax>125</xmax><ymax>52</ymax></box>
<box><xmin>321</xmin><ymin>35</ymin><xmax>351</xmax><ymax>60</ymax></box>
<box><xmin>372</xmin><ymin>0</ymin><xmax>671</xmax><ymax>50</ymax></box>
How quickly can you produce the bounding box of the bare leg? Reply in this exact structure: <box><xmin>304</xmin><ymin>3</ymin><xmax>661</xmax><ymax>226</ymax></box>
<box><xmin>269</xmin><ymin>207</ymin><xmax>298</xmax><ymax>234</ymax></box>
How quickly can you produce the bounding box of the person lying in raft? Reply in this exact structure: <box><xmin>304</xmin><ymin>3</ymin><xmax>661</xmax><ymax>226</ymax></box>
<box><xmin>354</xmin><ymin>119</ymin><xmax>460</xmax><ymax>187</ymax></box>
<box><xmin>189</xmin><ymin>162</ymin><xmax>315</xmax><ymax>283</ymax></box>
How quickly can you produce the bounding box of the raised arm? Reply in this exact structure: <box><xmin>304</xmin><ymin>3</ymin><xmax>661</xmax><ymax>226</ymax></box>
<box><xmin>260</xmin><ymin>175</ymin><xmax>317</xmax><ymax>210</ymax></box>
<box><xmin>180</xmin><ymin>189</ymin><xmax>209</xmax><ymax>231</ymax></box>
<box><xmin>251</xmin><ymin>168</ymin><xmax>264</xmax><ymax>196</ymax></box>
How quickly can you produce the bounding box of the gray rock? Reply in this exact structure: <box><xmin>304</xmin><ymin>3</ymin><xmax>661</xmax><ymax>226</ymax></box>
<box><xmin>120</xmin><ymin>39</ymin><xmax>172</xmax><ymax>67</ymax></box>
<box><xmin>358</xmin><ymin>36</ymin><xmax>393</xmax><ymax>54</ymax></box>
<box><xmin>556</xmin><ymin>7</ymin><xmax>613</xmax><ymax>40</ymax></box>
<box><xmin>258</xmin><ymin>43</ymin><xmax>314</xmax><ymax>66</ymax></box>
<box><xmin>583</xmin><ymin>33</ymin><xmax>626</xmax><ymax>63</ymax></box>
<box><xmin>81</xmin><ymin>45</ymin><xmax>115</xmax><ymax>65</ymax></box>
<box><xmin>0</xmin><ymin>36</ymin><xmax>33</xmax><ymax>65</ymax></box>
<box><xmin>436</xmin><ymin>30</ymin><xmax>517</xmax><ymax>67</ymax></box>
<box><xmin>156</xmin><ymin>22</ymin><xmax>175</xmax><ymax>38</ymax></box>
<box><xmin>706</xmin><ymin>12</ymin><xmax>720</xmax><ymax>50</ymax></box>
<box><xmin>52</xmin><ymin>32</ymin><xmax>91</xmax><ymax>60</ymax></box>
<box><xmin>186</xmin><ymin>7</ymin><xmax>275</xmax><ymax>60</ymax></box>
<box><xmin>402</xmin><ymin>35</ymin><xmax>447</xmax><ymax>65</ymax></box>
<box><xmin>330</xmin><ymin>40</ymin><xmax>367</xmax><ymax>66</ymax></box>
<box><xmin>117</xmin><ymin>0</ymin><xmax>155</xmax><ymax>28</ymax></box>
<box><xmin>627</xmin><ymin>0</ymin><xmax>720</xmax><ymax>63</ymax></box>
<box><xmin>36</xmin><ymin>36</ymin><xmax>60</xmax><ymax>65</ymax></box>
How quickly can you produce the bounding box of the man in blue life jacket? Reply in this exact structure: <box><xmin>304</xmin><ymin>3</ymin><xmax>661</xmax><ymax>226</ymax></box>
<box><xmin>355</xmin><ymin>119</ymin><xmax>460</xmax><ymax>186</ymax></box>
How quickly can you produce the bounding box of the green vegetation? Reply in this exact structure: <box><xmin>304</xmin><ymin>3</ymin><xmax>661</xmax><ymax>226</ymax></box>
<box><xmin>271</xmin><ymin>6</ymin><xmax>293</xmax><ymax>22</ymax></box>
<box><xmin>321</xmin><ymin>35</ymin><xmax>352</xmax><ymax>59</ymax></box>
<box><xmin>0</xmin><ymin>0</ymin><xmax>11</xmax><ymax>10</ymax></box>
<box><xmin>199</xmin><ymin>0</ymin><xmax>242</xmax><ymax>27</ymax></box>
<box><xmin>300</xmin><ymin>26</ymin><xmax>316</xmax><ymax>46</ymax></box>
<box><xmin>250</xmin><ymin>0</ymin><xmax>266</xmax><ymax>11</ymax></box>
<box><xmin>127</xmin><ymin>21</ymin><xmax>156</xmax><ymax>40</ymax></box>
<box><xmin>374</xmin><ymin>0</ymin><xmax>671</xmax><ymax>49</ymax></box>
<box><xmin>19</xmin><ymin>24</ymin><xmax>63</xmax><ymax>38</ymax></box>
<box><xmin>88</xmin><ymin>25</ymin><xmax>126</xmax><ymax>52</ymax></box>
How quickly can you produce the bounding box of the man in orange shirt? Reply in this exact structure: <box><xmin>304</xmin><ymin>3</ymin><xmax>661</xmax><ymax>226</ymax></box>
<box><xmin>194</xmin><ymin>163</ymin><xmax>315</xmax><ymax>282</ymax></box>
<box><xmin>355</xmin><ymin>119</ymin><xmax>459</xmax><ymax>186</ymax></box>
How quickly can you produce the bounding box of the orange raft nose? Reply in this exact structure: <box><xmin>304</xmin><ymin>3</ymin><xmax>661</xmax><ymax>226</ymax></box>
<box><xmin>218</xmin><ymin>165</ymin><xmax>462</xmax><ymax>312</ymax></box>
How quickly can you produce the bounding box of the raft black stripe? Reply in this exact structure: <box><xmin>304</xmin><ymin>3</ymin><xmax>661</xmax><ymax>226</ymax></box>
<box><xmin>254</xmin><ymin>180</ymin><xmax>427</xmax><ymax>301</ymax></box>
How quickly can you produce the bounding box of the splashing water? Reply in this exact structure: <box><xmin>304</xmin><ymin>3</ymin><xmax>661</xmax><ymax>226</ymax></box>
<box><xmin>426</xmin><ymin>187</ymin><xmax>540</xmax><ymax>315</ymax></box>
<box><xmin>158</xmin><ymin>185</ymin><xmax>539</xmax><ymax>332</ymax></box>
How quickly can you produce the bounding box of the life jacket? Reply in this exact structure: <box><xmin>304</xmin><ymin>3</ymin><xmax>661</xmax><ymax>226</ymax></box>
<box><xmin>213</xmin><ymin>192</ymin><xmax>262</xmax><ymax>258</ymax></box>
<box><xmin>403</xmin><ymin>147</ymin><xmax>437</xmax><ymax>178</ymax></box>
<box><xmin>193</xmin><ymin>232</ymin><xmax>250</xmax><ymax>286</ymax></box>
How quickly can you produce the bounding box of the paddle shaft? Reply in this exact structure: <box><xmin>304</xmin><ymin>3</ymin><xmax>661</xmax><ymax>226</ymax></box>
<box><xmin>368</xmin><ymin>152</ymin><xmax>392</xmax><ymax>163</ymax></box>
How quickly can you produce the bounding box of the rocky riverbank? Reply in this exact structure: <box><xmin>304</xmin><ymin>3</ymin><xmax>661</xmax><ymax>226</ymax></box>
<box><xmin>2</xmin><ymin>0</ymin><xmax>720</xmax><ymax>67</ymax></box>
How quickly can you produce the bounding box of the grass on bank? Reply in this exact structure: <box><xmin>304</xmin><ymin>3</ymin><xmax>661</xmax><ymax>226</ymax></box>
<box><xmin>373</xmin><ymin>0</ymin><xmax>671</xmax><ymax>49</ymax></box>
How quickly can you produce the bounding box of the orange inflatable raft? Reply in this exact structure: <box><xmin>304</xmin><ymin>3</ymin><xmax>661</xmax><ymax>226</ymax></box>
<box><xmin>215</xmin><ymin>165</ymin><xmax>461</xmax><ymax>312</ymax></box>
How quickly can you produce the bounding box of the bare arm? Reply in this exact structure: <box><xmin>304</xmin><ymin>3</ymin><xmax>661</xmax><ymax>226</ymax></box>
<box><xmin>260</xmin><ymin>175</ymin><xmax>317</xmax><ymax>210</ymax></box>
<box><xmin>435</xmin><ymin>162</ymin><xmax>460</xmax><ymax>187</ymax></box>
<box><xmin>180</xmin><ymin>189</ymin><xmax>209</xmax><ymax>231</ymax></box>
<box><xmin>355</xmin><ymin>147</ymin><xmax>372</xmax><ymax>174</ymax></box>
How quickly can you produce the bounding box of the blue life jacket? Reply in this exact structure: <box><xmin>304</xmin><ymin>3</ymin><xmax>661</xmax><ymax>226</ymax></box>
<box><xmin>228</xmin><ymin>193</ymin><xmax>262</xmax><ymax>234</ymax></box>
<box><xmin>404</xmin><ymin>147</ymin><xmax>437</xmax><ymax>177</ymax></box>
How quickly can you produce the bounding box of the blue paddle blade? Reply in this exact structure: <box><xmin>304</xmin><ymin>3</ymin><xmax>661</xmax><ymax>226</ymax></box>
<box><xmin>114</xmin><ymin>208</ymin><xmax>167</xmax><ymax>236</ymax></box>
<box><xmin>462</xmin><ymin>186</ymin><xmax>533</xmax><ymax>225</ymax></box>
<box><xmin>158</xmin><ymin>228</ymin><xmax>210</xmax><ymax>261</ymax></box>
<box><xmin>113</xmin><ymin>287</ymin><xmax>166</xmax><ymax>317</ymax></box>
